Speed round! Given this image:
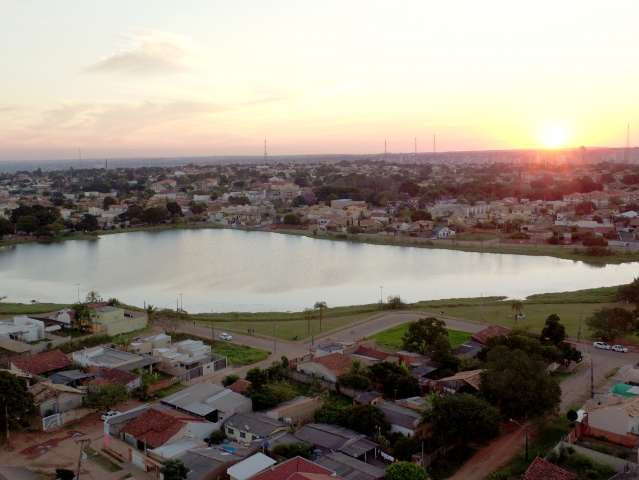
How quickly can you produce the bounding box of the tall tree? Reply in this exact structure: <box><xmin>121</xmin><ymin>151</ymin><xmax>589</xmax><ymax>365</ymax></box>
<box><xmin>618</xmin><ymin>278</ymin><xmax>639</xmax><ymax>309</ymax></box>
<box><xmin>0</xmin><ymin>371</ymin><xmax>35</xmax><ymax>434</ymax></box>
<box><xmin>586</xmin><ymin>307</ymin><xmax>636</xmax><ymax>341</ymax></box>
<box><xmin>480</xmin><ymin>346</ymin><xmax>561</xmax><ymax>419</ymax></box>
<box><xmin>161</xmin><ymin>459</ymin><xmax>189</xmax><ymax>480</ymax></box>
<box><xmin>540</xmin><ymin>314</ymin><xmax>566</xmax><ymax>345</ymax></box>
<box><xmin>402</xmin><ymin>317</ymin><xmax>448</xmax><ymax>355</ymax></box>
<box><xmin>385</xmin><ymin>462</ymin><xmax>428</xmax><ymax>480</ymax></box>
<box><xmin>314</xmin><ymin>301</ymin><xmax>327</xmax><ymax>332</ymax></box>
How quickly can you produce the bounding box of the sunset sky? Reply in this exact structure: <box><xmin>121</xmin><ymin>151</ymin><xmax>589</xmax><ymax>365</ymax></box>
<box><xmin>1</xmin><ymin>0</ymin><xmax>638</xmax><ymax>160</ymax></box>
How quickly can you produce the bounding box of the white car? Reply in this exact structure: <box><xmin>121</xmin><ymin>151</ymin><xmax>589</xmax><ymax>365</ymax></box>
<box><xmin>612</xmin><ymin>344</ymin><xmax>629</xmax><ymax>353</ymax></box>
<box><xmin>219</xmin><ymin>332</ymin><xmax>233</xmax><ymax>341</ymax></box>
<box><xmin>101</xmin><ymin>410</ymin><xmax>121</xmax><ymax>421</ymax></box>
<box><xmin>593</xmin><ymin>341</ymin><xmax>611</xmax><ymax>350</ymax></box>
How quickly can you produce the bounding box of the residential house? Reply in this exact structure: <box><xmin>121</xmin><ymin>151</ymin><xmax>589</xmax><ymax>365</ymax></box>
<box><xmin>227</xmin><ymin>452</ymin><xmax>276</xmax><ymax>480</ymax></box>
<box><xmin>29</xmin><ymin>381</ymin><xmax>85</xmax><ymax>418</ymax></box>
<box><xmin>10</xmin><ymin>349</ymin><xmax>71</xmax><ymax>378</ymax></box>
<box><xmin>579</xmin><ymin>396</ymin><xmax>639</xmax><ymax>447</ymax></box>
<box><xmin>433</xmin><ymin>226</ymin><xmax>456</xmax><ymax>239</ymax></box>
<box><xmin>297</xmin><ymin>353</ymin><xmax>352</xmax><ymax>383</ymax></box>
<box><xmin>436</xmin><ymin>369</ymin><xmax>483</xmax><ymax>394</ymax></box>
<box><xmin>249</xmin><ymin>456</ymin><xmax>336</xmax><ymax>480</ymax></box>
<box><xmin>49</xmin><ymin>369</ymin><xmax>96</xmax><ymax>387</ymax></box>
<box><xmin>88</xmin><ymin>367</ymin><xmax>142</xmax><ymax>392</ymax></box>
<box><xmin>350</xmin><ymin>345</ymin><xmax>396</xmax><ymax>366</ymax></box>
<box><xmin>316</xmin><ymin>451</ymin><xmax>385</xmax><ymax>480</ymax></box>
<box><xmin>471</xmin><ymin>325</ymin><xmax>511</xmax><ymax>345</ymax></box>
<box><xmin>228</xmin><ymin>379</ymin><xmax>252</xmax><ymax>395</ymax></box>
<box><xmin>161</xmin><ymin>383</ymin><xmax>252</xmax><ymax>428</ymax></box>
<box><xmin>0</xmin><ymin>316</ymin><xmax>45</xmax><ymax>343</ymax></box>
<box><xmin>522</xmin><ymin>457</ymin><xmax>576</xmax><ymax>480</ymax></box>
<box><xmin>376</xmin><ymin>400</ymin><xmax>422</xmax><ymax>437</ymax></box>
<box><xmin>294</xmin><ymin>423</ymin><xmax>380</xmax><ymax>462</ymax></box>
<box><xmin>174</xmin><ymin>443</ymin><xmax>254</xmax><ymax>480</ymax></box>
<box><xmin>224</xmin><ymin>412</ymin><xmax>288</xmax><ymax>446</ymax></box>
<box><xmin>72</xmin><ymin>346</ymin><xmax>156</xmax><ymax>372</ymax></box>
<box><xmin>88</xmin><ymin>306</ymin><xmax>148</xmax><ymax>336</ymax></box>
<box><xmin>312</xmin><ymin>342</ymin><xmax>346</xmax><ymax>358</ymax></box>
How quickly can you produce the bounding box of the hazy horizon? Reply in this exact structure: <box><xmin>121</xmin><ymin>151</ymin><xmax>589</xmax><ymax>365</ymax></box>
<box><xmin>2</xmin><ymin>0</ymin><xmax>638</xmax><ymax>161</ymax></box>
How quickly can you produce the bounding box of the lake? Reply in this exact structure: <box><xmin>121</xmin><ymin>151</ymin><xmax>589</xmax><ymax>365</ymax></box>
<box><xmin>1</xmin><ymin>228</ymin><xmax>637</xmax><ymax>312</ymax></box>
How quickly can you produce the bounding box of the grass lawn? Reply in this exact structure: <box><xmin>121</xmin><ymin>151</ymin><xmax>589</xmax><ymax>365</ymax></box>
<box><xmin>171</xmin><ymin>332</ymin><xmax>269</xmax><ymax>366</ymax></box>
<box><xmin>370</xmin><ymin>324</ymin><xmax>472</xmax><ymax>351</ymax></box>
<box><xmin>0</xmin><ymin>302</ymin><xmax>67</xmax><ymax>315</ymax></box>
<box><xmin>155</xmin><ymin>382</ymin><xmax>187</xmax><ymax>398</ymax></box>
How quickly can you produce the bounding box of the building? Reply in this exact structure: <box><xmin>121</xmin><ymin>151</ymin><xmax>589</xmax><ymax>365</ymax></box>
<box><xmin>436</xmin><ymin>369</ymin><xmax>483</xmax><ymax>393</ymax></box>
<box><xmin>29</xmin><ymin>381</ymin><xmax>85</xmax><ymax>418</ymax></box>
<box><xmin>297</xmin><ymin>353</ymin><xmax>352</xmax><ymax>383</ymax></box>
<box><xmin>316</xmin><ymin>451</ymin><xmax>385</xmax><ymax>480</ymax></box>
<box><xmin>49</xmin><ymin>369</ymin><xmax>96</xmax><ymax>387</ymax></box>
<box><xmin>376</xmin><ymin>400</ymin><xmax>422</xmax><ymax>437</ymax></box>
<box><xmin>0</xmin><ymin>316</ymin><xmax>45</xmax><ymax>343</ymax></box>
<box><xmin>522</xmin><ymin>457</ymin><xmax>576</xmax><ymax>480</ymax></box>
<box><xmin>175</xmin><ymin>443</ymin><xmax>254</xmax><ymax>480</ymax></box>
<box><xmin>161</xmin><ymin>383</ymin><xmax>252</xmax><ymax>428</ymax></box>
<box><xmin>72</xmin><ymin>346</ymin><xmax>156</xmax><ymax>371</ymax></box>
<box><xmin>249</xmin><ymin>456</ymin><xmax>336</xmax><ymax>480</ymax></box>
<box><xmin>471</xmin><ymin>325</ymin><xmax>511</xmax><ymax>345</ymax></box>
<box><xmin>88</xmin><ymin>367</ymin><xmax>142</xmax><ymax>392</ymax></box>
<box><xmin>224</xmin><ymin>412</ymin><xmax>287</xmax><ymax>446</ymax></box>
<box><xmin>88</xmin><ymin>306</ymin><xmax>148</xmax><ymax>336</ymax></box>
<box><xmin>227</xmin><ymin>452</ymin><xmax>276</xmax><ymax>480</ymax></box>
<box><xmin>580</xmin><ymin>396</ymin><xmax>639</xmax><ymax>447</ymax></box>
<box><xmin>10</xmin><ymin>349</ymin><xmax>71</xmax><ymax>377</ymax></box>
<box><xmin>294</xmin><ymin>423</ymin><xmax>380</xmax><ymax>462</ymax></box>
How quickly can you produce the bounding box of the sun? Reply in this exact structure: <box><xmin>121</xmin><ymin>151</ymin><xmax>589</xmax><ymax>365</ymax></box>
<box><xmin>538</xmin><ymin>123</ymin><xmax>570</xmax><ymax>149</ymax></box>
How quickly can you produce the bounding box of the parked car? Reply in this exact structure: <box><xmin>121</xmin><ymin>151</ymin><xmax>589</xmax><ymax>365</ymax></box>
<box><xmin>219</xmin><ymin>332</ymin><xmax>233</xmax><ymax>341</ymax></box>
<box><xmin>612</xmin><ymin>345</ymin><xmax>629</xmax><ymax>353</ymax></box>
<box><xmin>593</xmin><ymin>341</ymin><xmax>611</xmax><ymax>350</ymax></box>
<box><xmin>101</xmin><ymin>410</ymin><xmax>121</xmax><ymax>421</ymax></box>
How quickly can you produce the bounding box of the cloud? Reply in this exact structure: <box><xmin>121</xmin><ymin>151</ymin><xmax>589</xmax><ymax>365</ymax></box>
<box><xmin>85</xmin><ymin>32</ymin><xmax>196</xmax><ymax>75</ymax></box>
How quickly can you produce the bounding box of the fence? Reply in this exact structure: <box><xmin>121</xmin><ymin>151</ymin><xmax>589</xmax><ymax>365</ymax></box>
<box><xmin>555</xmin><ymin>441</ymin><xmax>639</xmax><ymax>473</ymax></box>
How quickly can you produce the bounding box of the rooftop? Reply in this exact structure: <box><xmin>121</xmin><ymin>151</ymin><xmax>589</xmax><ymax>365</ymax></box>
<box><xmin>522</xmin><ymin>457</ymin><xmax>576</xmax><ymax>480</ymax></box>
<box><xmin>250</xmin><ymin>456</ymin><xmax>333</xmax><ymax>480</ymax></box>
<box><xmin>120</xmin><ymin>408</ymin><xmax>185</xmax><ymax>449</ymax></box>
<box><xmin>226</xmin><ymin>452</ymin><xmax>276</xmax><ymax>480</ymax></box>
<box><xmin>11</xmin><ymin>349</ymin><xmax>71</xmax><ymax>375</ymax></box>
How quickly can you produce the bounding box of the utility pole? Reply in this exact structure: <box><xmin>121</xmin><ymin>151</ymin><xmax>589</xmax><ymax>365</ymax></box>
<box><xmin>273</xmin><ymin>323</ymin><xmax>277</xmax><ymax>353</ymax></box>
<box><xmin>264</xmin><ymin>137</ymin><xmax>268</xmax><ymax>163</ymax></box>
<box><xmin>4</xmin><ymin>400</ymin><xmax>9</xmax><ymax>444</ymax></box>
<box><xmin>379</xmin><ymin>286</ymin><xmax>384</xmax><ymax>305</ymax></box>
<box><xmin>590</xmin><ymin>354</ymin><xmax>595</xmax><ymax>399</ymax></box>
<box><xmin>75</xmin><ymin>438</ymin><xmax>90</xmax><ymax>480</ymax></box>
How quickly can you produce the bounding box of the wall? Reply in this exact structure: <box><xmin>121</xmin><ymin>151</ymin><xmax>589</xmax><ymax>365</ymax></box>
<box><xmin>556</xmin><ymin>441</ymin><xmax>639</xmax><ymax>473</ymax></box>
<box><xmin>576</xmin><ymin>422</ymin><xmax>639</xmax><ymax>449</ymax></box>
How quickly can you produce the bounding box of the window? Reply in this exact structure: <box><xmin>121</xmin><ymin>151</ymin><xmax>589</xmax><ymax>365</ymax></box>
<box><xmin>239</xmin><ymin>431</ymin><xmax>246</xmax><ymax>439</ymax></box>
<box><xmin>227</xmin><ymin>427</ymin><xmax>235</xmax><ymax>435</ymax></box>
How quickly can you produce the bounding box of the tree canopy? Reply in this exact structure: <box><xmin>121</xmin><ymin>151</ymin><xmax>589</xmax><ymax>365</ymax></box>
<box><xmin>540</xmin><ymin>314</ymin><xmax>566</xmax><ymax>345</ymax></box>
<box><xmin>385</xmin><ymin>461</ymin><xmax>428</xmax><ymax>480</ymax></box>
<box><xmin>0</xmin><ymin>371</ymin><xmax>35</xmax><ymax>432</ymax></box>
<box><xmin>161</xmin><ymin>459</ymin><xmax>189</xmax><ymax>480</ymax></box>
<box><xmin>586</xmin><ymin>307</ymin><xmax>636</xmax><ymax>341</ymax></box>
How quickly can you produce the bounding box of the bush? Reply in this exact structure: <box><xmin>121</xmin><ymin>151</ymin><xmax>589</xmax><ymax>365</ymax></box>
<box><xmin>85</xmin><ymin>384</ymin><xmax>128</xmax><ymax>410</ymax></box>
<box><xmin>206</xmin><ymin>429</ymin><xmax>226</xmax><ymax>445</ymax></box>
<box><xmin>222</xmin><ymin>374</ymin><xmax>239</xmax><ymax>387</ymax></box>
<box><xmin>271</xmin><ymin>442</ymin><xmax>312</xmax><ymax>459</ymax></box>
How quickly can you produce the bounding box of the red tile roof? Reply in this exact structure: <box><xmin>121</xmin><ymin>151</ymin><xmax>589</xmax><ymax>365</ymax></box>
<box><xmin>523</xmin><ymin>457</ymin><xmax>576</xmax><ymax>480</ymax></box>
<box><xmin>250</xmin><ymin>456</ymin><xmax>333</xmax><ymax>480</ymax></box>
<box><xmin>287</xmin><ymin>474</ymin><xmax>337</xmax><ymax>480</ymax></box>
<box><xmin>352</xmin><ymin>345</ymin><xmax>389</xmax><ymax>361</ymax></box>
<box><xmin>120</xmin><ymin>409</ymin><xmax>184</xmax><ymax>448</ymax></box>
<box><xmin>471</xmin><ymin>325</ymin><xmax>511</xmax><ymax>345</ymax></box>
<box><xmin>11</xmin><ymin>349</ymin><xmax>71</xmax><ymax>375</ymax></box>
<box><xmin>90</xmin><ymin>367</ymin><xmax>138</xmax><ymax>386</ymax></box>
<box><xmin>228</xmin><ymin>378</ymin><xmax>251</xmax><ymax>394</ymax></box>
<box><xmin>312</xmin><ymin>353</ymin><xmax>352</xmax><ymax>377</ymax></box>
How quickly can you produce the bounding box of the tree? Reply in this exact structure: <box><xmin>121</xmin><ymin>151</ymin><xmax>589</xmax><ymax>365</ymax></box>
<box><xmin>283</xmin><ymin>213</ymin><xmax>301</xmax><ymax>225</ymax></box>
<box><xmin>338</xmin><ymin>360</ymin><xmax>371</xmax><ymax>391</ymax></box>
<box><xmin>222</xmin><ymin>374</ymin><xmax>239</xmax><ymax>387</ymax></box>
<box><xmin>142</xmin><ymin>206</ymin><xmax>168</xmax><ymax>224</ymax></box>
<box><xmin>166</xmin><ymin>201</ymin><xmax>183</xmax><ymax>216</ymax></box>
<box><xmin>85</xmin><ymin>290</ymin><xmax>102</xmax><ymax>303</ymax></box>
<box><xmin>314</xmin><ymin>301</ymin><xmax>327</xmax><ymax>332</ymax></box>
<box><xmin>511</xmin><ymin>301</ymin><xmax>524</xmax><ymax>321</ymax></box>
<box><xmin>386</xmin><ymin>296</ymin><xmax>404</xmax><ymax>310</ymax></box>
<box><xmin>424</xmin><ymin>394</ymin><xmax>500</xmax><ymax>446</ymax></box>
<box><xmin>586</xmin><ymin>307</ymin><xmax>636</xmax><ymax>341</ymax></box>
<box><xmin>271</xmin><ymin>442</ymin><xmax>312</xmax><ymax>459</ymax></box>
<box><xmin>16</xmin><ymin>214</ymin><xmax>38</xmax><ymax>234</ymax></box>
<box><xmin>85</xmin><ymin>384</ymin><xmax>128</xmax><ymax>411</ymax></box>
<box><xmin>161</xmin><ymin>459</ymin><xmax>189</xmax><ymax>480</ymax></box>
<box><xmin>368</xmin><ymin>362</ymin><xmax>420</xmax><ymax>399</ymax></box>
<box><xmin>402</xmin><ymin>317</ymin><xmax>448</xmax><ymax>355</ymax></box>
<box><xmin>480</xmin><ymin>346</ymin><xmax>561</xmax><ymax>419</ymax></box>
<box><xmin>0</xmin><ymin>217</ymin><xmax>13</xmax><ymax>239</ymax></box>
<box><xmin>102</xmin><ymin>196</ymin><xmax>117</xmax><ymax>210</ymax></box>
<box><xmin>77</xmin><ymin>214</ymin><xmax>99</xmax><ymax>232</ymax></box>
<box><xmin>618</xmin><ymin>278</ymin><xmax>639</xmax><ymax>308</ymax></box>
<box><xmin>0</xmin><ymin>371</ymin><xmax>36</xmax><ymax>433</ymax></box>
<box><xmin>385</xmin><ymin>461</ymin><xmax>428</xmax><ymax>480</ymax></box>
<box><xmin>540</xmin><ymin>314</ymin><xmax>566</xmax><ymax>345</ymax></box>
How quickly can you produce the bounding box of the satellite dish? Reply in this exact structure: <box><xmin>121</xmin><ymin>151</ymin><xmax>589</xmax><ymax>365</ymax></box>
<box><xmin>566</xmin><ymin>410</ymin><xmax>578</xmax><ymax>422</ymax></box>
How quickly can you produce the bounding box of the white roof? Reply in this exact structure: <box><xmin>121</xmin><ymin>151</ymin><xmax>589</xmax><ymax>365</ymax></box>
<box><xmin>226</xmin><ymin>453</ymin><xmax>276</xmax><ymax>480</ymax></box>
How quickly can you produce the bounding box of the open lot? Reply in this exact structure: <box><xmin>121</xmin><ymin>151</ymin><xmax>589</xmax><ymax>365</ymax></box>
<box><xmin>370</xmin><ymin>324</ymin><xmax>472</xmax><ymax>351</ymax></box>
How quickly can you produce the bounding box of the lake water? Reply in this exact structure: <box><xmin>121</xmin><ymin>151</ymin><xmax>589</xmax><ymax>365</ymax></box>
<box><xmin>1</xmin><ymin>228</ymin><xmax>638</xmax><ymax>312</ymax></box>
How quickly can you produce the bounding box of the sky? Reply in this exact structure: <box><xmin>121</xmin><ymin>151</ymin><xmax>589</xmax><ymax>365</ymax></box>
<box><xmin>1</xmin><ymin>0</ymin><xmax>638</xmax><ymax>161</ymax></box>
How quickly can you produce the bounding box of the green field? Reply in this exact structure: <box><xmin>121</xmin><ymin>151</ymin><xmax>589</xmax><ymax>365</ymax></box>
<box><xmin>171</xmin><ymin>332</ymin><xmax>269</xmax><ymax>365</ymax></box>
<box><xmin>371</xmin><ymin>324</ymin><xmax>472</xmax><ymax>351</ymax></box>
<box><xmin>0</xmin><ymin>302</ymin><xmax>67</xmax><ymax>315</ymax></box>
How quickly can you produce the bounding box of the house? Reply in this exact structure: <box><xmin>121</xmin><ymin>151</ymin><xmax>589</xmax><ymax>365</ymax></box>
<box><xmin>522</xmin><ymin>457</ymin><xmax>576</xmax><ymax>480</ymax></box>
<box><xmin>437</xmin><ymin>369</ymin><xmax>483</xmax><ymax>393</ymax></box>
<box><xmin>227</xmin><ymin>452</ymin><xmax>276</xmax><ymax>480</ymax></box>
<box><xmin>453</xmin><ymin>339</ymin><xmax>483</xmax><ymax>359</ymax></box>
<box><xmin>297</xmin><ymin>353</ymin><xmax>352</xmax><ymax>383</ymax></box>
<box><xmin>294</xmin><ymin>423</ymin><xmax>380</xmax><ymax>462</ymax></box>
<box><xmin>312</xmin><ymin>342</ymin><xmax>346</xmax><ymax>358</ymax></box>
<box><xmin>72</xmin><ymin>346</ymin><xmax>156</xmax><ymax>372</ymax></box>
<box><xmin>161</xmin><ymin>383</ymin><xmax>252</xmax><ymax>428</ymax></box>
<box><xmin>49</xmin><ymin>369</ymin><xmax>96</xmax><ymax>387</ymax></box>
<box><xmin>228</xmin><ymin>378</ymin><xmax>252</xmax><ymax>395</ymax></box>
<box><xmin>354</xmin><ymin>391</ymin><xmax>383</xmax><ymax>406</ymax></box>
<box><xmin>0</xmin><ymin>316</ymin><xmax>45</xmax><ymax>343</ymax></box>
<box><xmin>316</xmin><ymin>451</ymin><xmax>385</xmax><ymax>480</ymax></box>
<box><xmin>350</xmin><ymin>345</ymin><xmax>395</xmax><ymax>366</ymax></box>
<box><xmin>29</xmin><ymin>381</ymin><xmax>85</xmax><ymax>418</ymax></box>
<box><xmin>88</xmin><ymin>367</ymin><xmax>142</xmax><ymax>392</ymax></box>
<box><xmin>175</xmin><ymin>443</ymin><xmax>254</xmax><ymax>480</ymax></box>
<box><xmin>249</xmin><ymin>456</ymin><xmax>335</xmax><ymax>480</ymax></box>
<box><xmin>266</xmin><ymin>396</ymin><xmax>323</xmax><ymax>426</ymax></box>
<box><xmin>88</xmin><ymin>306</ymin><xmax>148</xmax><ymax>336</ymax></box>
<box><xmin>433</xmin><ymin>226</ymin><xmax>456</xmax><ymax>239</ymax></box>
<box><xmin>10</xmin><ymin>349</ymin><xmax>71</xmax><ymax>377</ymax></box>
<box><xmin>376</xmin><ymin>400</ymin><xmax>422</xmax><ymax>437</ymax></box>
<box><xmin>471</xmin><ymin>325</ymin><xmax>511</xmax><ymax>345</ymax></box>
<box><xmin>224</xmin><ymin>412</ymin><xmax>288</xmax><ymax>445</ymax></box>
<box><xmin>580</xmin><ymin>396</ymin><xmax>639</xmax><ymax>447</ymax></box>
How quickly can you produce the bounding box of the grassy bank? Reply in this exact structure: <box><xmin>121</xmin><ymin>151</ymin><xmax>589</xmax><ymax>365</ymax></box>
<box><xmin>370</xmin><ymin>324</ymin><xmax>472</xmax><ymax>351</ymax></box>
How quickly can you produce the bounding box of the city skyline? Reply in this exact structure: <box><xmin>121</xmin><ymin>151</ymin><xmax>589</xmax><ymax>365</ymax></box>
<box><xmin>1</xmin><ymin>0</ymin><xmax>638</xmax><ymax>161</ymax></box>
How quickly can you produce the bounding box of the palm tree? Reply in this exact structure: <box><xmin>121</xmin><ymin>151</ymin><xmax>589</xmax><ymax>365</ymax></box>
<box><xmin>511</xmin><ymin>300</ymin><xmax>524</xmax><ymax>323</ymax></box>
<box><xmin>314</xmin><ymin>301</ymin><xmax>327</xmax><ymax>332</ymax></box>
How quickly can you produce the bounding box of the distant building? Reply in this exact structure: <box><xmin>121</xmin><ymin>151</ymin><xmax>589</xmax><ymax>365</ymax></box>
<box><xmin>10</xmin><ymin>349</ymin><xmax>71</xmax><ymax>378</ymax></box>
<box><xmin>88</xmin><ymin>306</ymin><xmax>148</xmax><ymax>336</ymax></box>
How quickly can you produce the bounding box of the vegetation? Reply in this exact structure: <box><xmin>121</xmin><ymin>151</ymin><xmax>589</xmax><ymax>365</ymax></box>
<box><xmin>161</xmin><ymin>459</ymin><xmax>189</xmax><ymax>480</ymax></box>
<box><xmin>549</xmin><ymin>446</ymin><xmax>615</xmax><ymax>480</ymax></box>
<box><xmin>385</xmin><ymin>461</ymin><xmax>428</xmax><ymax>480</ymax></box>
<box><xmin>85</xmin><ymin>384</ymin><xmax>128</xmax><ymax>410</ymax></box>
<box><xmin>0</xmin><ymin>371</ymin><xmax>36</xmax><ymax>435</ymax></box>
<box><xmin>271</xmin><ymin>442</ymin><xmax>313</xmax><ymax>459</ymax></box>
<box><xmin>401</xmin><ymin>317</ymin><xmax>460</xmax><ymax>375</ymax></box>
<box><xmin>586</xmin><ymin>307</ymin><xmax>637</xmax><ymax>341</ymax></box>
<box><xmin>372</xmin><ymin>323</ymin><xmax>471</xmax><ymax>351</ymax></box>
<box><xmin>337</xmin><ymin>360</ymin><xmax>371</xmax><ymax>391</ymax></box>
<box><xmin>314</xmin><ymin>401</ymin><xmax>389</xmax><ymax>437</ymax></box>
<box><xmin>222</xmin><ymin>374</ymin><xmax>239</xmax><ymax>387</ymax></box>
<box><xmin>170</xmin><ymin>332</ymin><xmax>268</xmax><ymax>366</ymax></box>
<box><xmin>424</xmin><ymin>394</ymin><xmax>500</xmax><ymax>447</ymax></box>
<box><xmin>368</xmin><ymin>362</ymin><xmax>421</xmax><ymax>399</ymax></box>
